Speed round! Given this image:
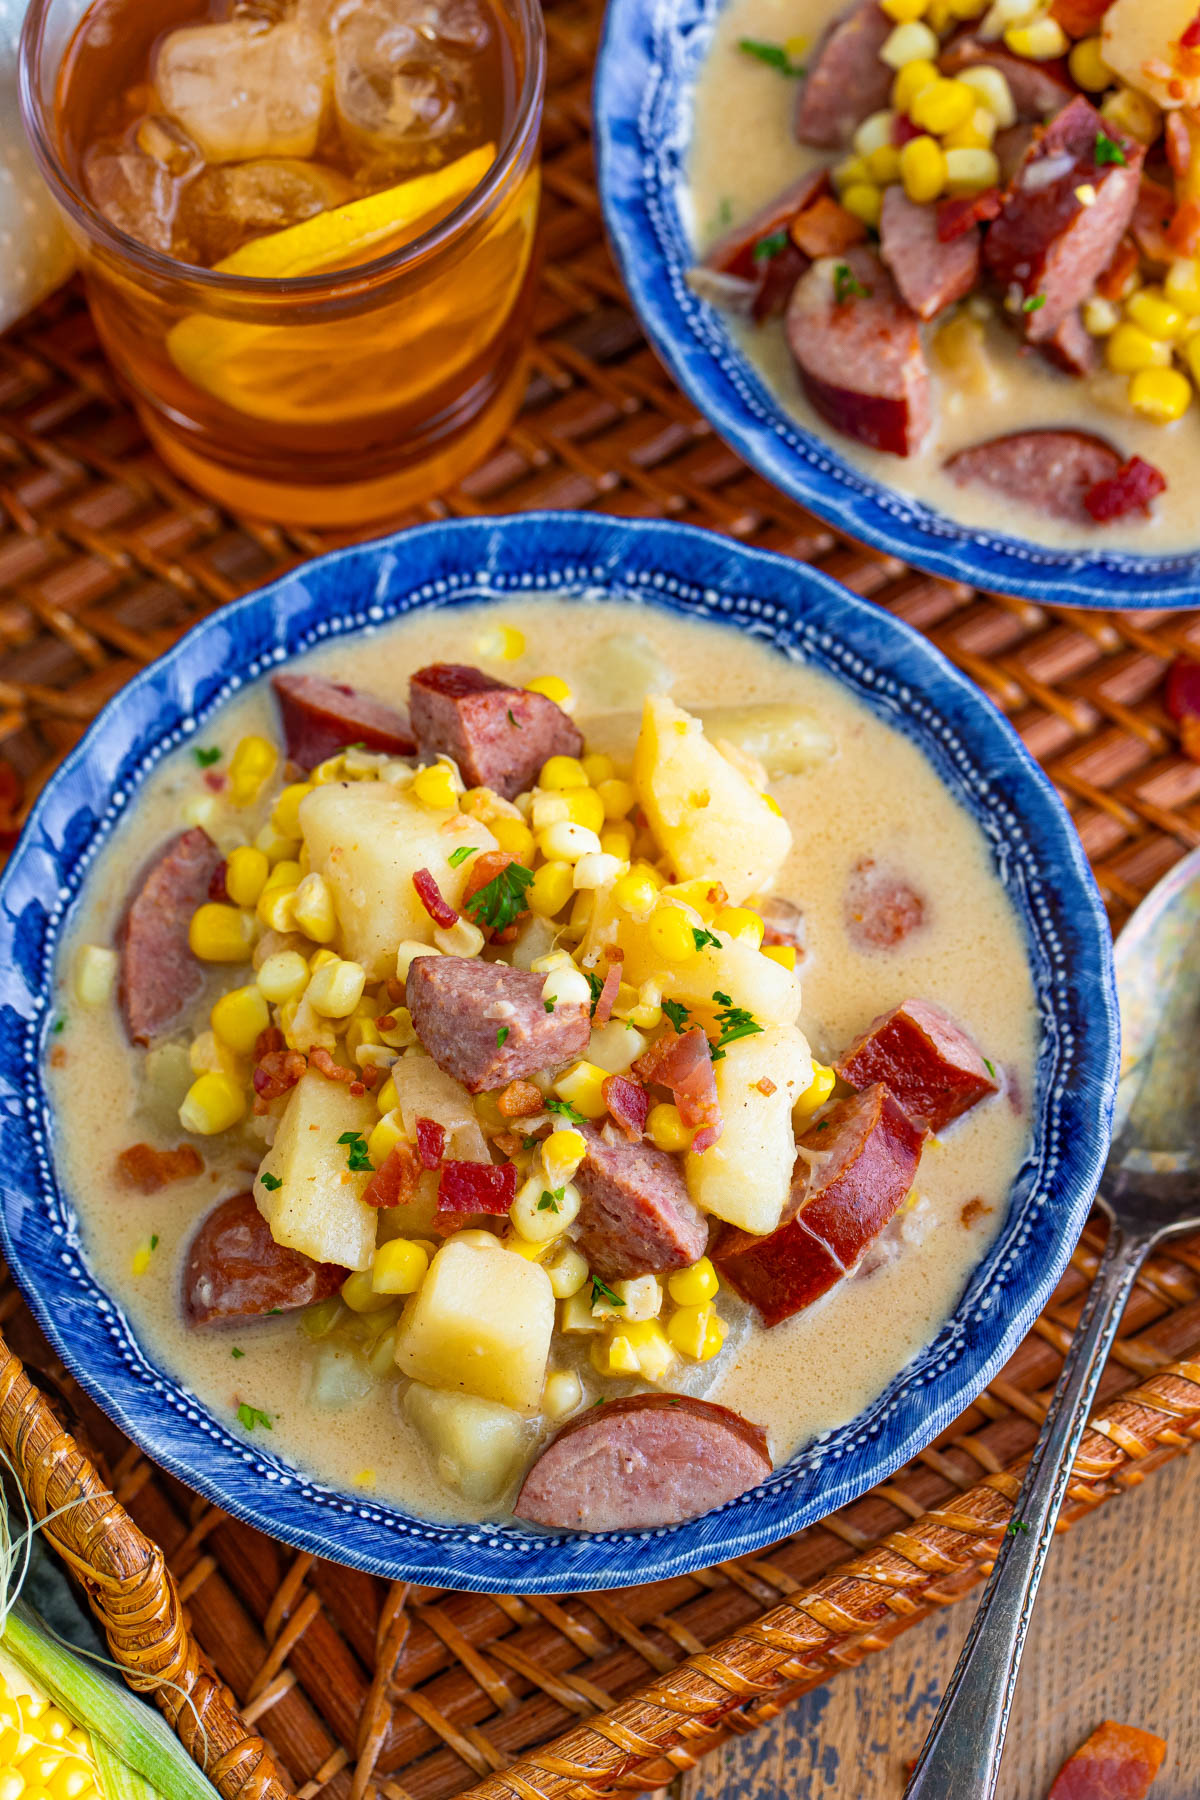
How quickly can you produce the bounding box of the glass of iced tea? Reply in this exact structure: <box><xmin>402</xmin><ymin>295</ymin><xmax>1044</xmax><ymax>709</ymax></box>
<box><xmin>20</xmin><ymin>0</ymin><xmax>544</xmax><ymax>525</ymax></box>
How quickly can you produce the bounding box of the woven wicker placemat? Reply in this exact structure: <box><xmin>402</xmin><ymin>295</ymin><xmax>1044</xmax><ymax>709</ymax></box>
<box><xmin>3</xmin><ymin>0</ymin><xmax>1200</xmax><ymax>1791</ymax></box>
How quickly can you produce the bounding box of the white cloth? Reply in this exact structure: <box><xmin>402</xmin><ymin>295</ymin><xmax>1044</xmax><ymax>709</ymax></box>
<box><xmin>0</xmin><ymin>0</ymin><xmax>75</xmax><ymax>333</ymax></box>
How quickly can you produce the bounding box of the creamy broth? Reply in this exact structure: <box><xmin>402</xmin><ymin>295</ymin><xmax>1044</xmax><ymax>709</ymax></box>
<box><xmin>688</xmin><ymin>0</ymin><xmax>1198</xmax><ymax>554</ymax></box>
<box><xmin>47</xmin><ymin>597</ymin><xmax>1037</xmax><ymax>1526</ymax></box>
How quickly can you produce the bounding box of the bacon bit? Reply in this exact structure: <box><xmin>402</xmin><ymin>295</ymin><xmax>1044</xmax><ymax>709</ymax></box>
<box><xmin>349</xmin><ymin>1079</ymin><xmax>365</xmax><ymax>1096</ymax></box>
<box><xmin>375</xmin><ymin>1013</ymin><xmax>397</xmax><ymax>1031</ymax></box>
<box><xmin>497</xmin><ymin>1079</ymin><xmax>544</xmax><ymax>1118</ymax></box>
<box><xmin>756</xmin><ymin>1077</ymin><xmax>778</xmax><ymax>1097</ymax></box>
<box><xmin>203</xmin><ymin>769</ymin><xmax>226</xmax><ymax>793</ymax></box>
<box><xmin>116</xmin><ymin>1142</ymin><xmax>204</xmax><ymax>1194</ymax></box>
<box><xmin>603</xmin><ymin>943</ymin><xmax>625</xmax><ymax>963</ymax></box>
<box><xmin>363</xmin><ymin>1143</ymin><xmax>422</xmax><ymax>1209</ymax></box>
<box><xmin>1165</xmin><ymin>656</ymin><xmax>1200</xmax><ymax>761</ymax></box>
<box><xmin>603</xmin><ymin>1074</ymin><xmax>649</xmax><ymax>1143</ymax></box>
<box><xmin>208</xmin><ymin>860</ymin><xmax>230</xmax><ymax>903</ymax></box>
<box><xmin>416</xmin><ymin>1117</ymin><xmax>446</xmax><ymax>1169</ymax></box>
<box><xmin>0</xmin><ymin>761</ymin><xmax>23</xmax><ymax>851</ymax></box>
<box><xmin>436</xmin><ymin>1159</ymin><xmax>517</xmax><ymax>1214</ymax></box>
<box><xmin>309</xmin><ymin>1045</ymin><xmax>356</xmax><ymax>1084</ymax></box>
<box><xmin>1168</xmin><ymin>196</ymin><xmax>1200</xmax><ymax>255</ymax></box>
<box><xmin>1049</xmin><ymin>0</ymin><xmax>1113</xmax><ymax>35</ymax></box>
<box><xmin>1132</xmin><ymin>178</ymin><xmax>1175</xmax><ymax>264</ymax></box>
<box><xmin>937</xmin><ymin>188</ymin><xmax>1002</xmax><ymax>243</ymax></box>
<box><xmin>1047</xmin><ymin>1719</ymin><xmax>1166</xmax><ymax>1799</ymax></box>
<box><xmin>256</xmin><ymin>1026</ymin><xmax>286</xmax><ymax>1058</ymax></box>
<box><xmin>704</xmin><ymin>884</ymin><xmax>729</xmax><ymax>909</ymax></box>
<box><xmin>252</xmin><ymin>1048</ymin><xmax>307</xmax><ymax>1109</ymax></box>
<box><xmin>635</xmin><ymin>1027</ymin><xmax>723</xmax><ymax>1151</ymax></box>
<box><xmin>1182</xmin><ymin>9</ymin><xmax>1200</xmax><ymax>46</ymax></box>
<box><xmin>386</xmin><ymin>976</ymin><xmax>406</xmax><ymax>1005</ymax></box>
<box><xmin>960</xmin><ymin>1196</ymin><xmax>991</xmax><ymax>1227</ymax></box>
<box><xmin>891</xmin><ymin>112</ymin><xmax>921</xmax><ymax>146</ymax></box>
<box><xmin>789</xmin><ymin>195</ymin><xmax>866</xmax><ymax>258</ymax></box>
<box><xmin>1096</xmin><ymin>234</ymin><xmax>1140</xmax><ymax>301</ymax></box>
<box><xmin>592</xmin><ymin>960</ymin><xmax>623</xmax><ymax>1028</ymax></box>
<box><xmin>359</xmin><ymin>1064</ymin><xmax>381</xmax><ymax>1090</ymax></box>
<box><xmin>49</xmin><ymin>1046</ymin><xmax>67</xmax><ymax>1068</ymax></box>
<box><xmin>1083</xmin><ymin>456</ymin><xmax>1167</xmax><ymax>523</ymax></box>
<box><xmin>1166</xmin><ymin>111</ymin><xmax>1193</xmax><ymax>179</ymax></box>
<box><xmin>462</xmin><ymin>849</ymin><xmax>524</xmax><ymax>943</ymax></box>
<box><xmin>413</xmin><ymin>867</ymin><xmax>459</xmax><ymax>930</ymax></box>
<box><xmin>493</xmin><ymin>1130</ymin><xmax>528</xmax><ymax>1157</ymax></box>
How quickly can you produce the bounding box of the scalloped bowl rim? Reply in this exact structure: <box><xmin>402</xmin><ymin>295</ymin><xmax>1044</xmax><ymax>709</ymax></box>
<box><xmin>0</xmin><ymin>512</ymin><xmax>1118</xmax><ymax>1591</ymax></box>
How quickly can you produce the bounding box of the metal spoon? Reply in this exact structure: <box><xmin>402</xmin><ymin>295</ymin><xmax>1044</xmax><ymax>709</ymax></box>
<box><xmin>905</xmin><ymin>844</ymin><xmax>1200</xmax><ymax>1800</ymax></box>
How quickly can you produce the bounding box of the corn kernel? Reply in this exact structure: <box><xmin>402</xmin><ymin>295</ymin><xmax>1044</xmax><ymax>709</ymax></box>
<box><xmin>561</xmin><ymin>1289</ymin><xmax>605</xmax><ymax>1332</ymax></box>
<box><xmin>647</xmin><ymin>1101</ymin><xmax>694</xmax><ymax>1153</ymax></box>
<box><xmin>943</xmin><ymin>107</ymin><xmax>996</xmax><ymax>150</ymax></box>
<box><xmin>490</xmin><ymin>815</ymin><xmax>535</xmax><ymax>860</ymax></box>
<box><xmin>376</xmin><ymin>1075</ymin><xmax>399</xmax><ymax>1115</ymax></box>
<box><xmin>179</xmin><ymin>1071</ymin><xmax>245</xmax><ymax>1135</ymax></box>
<box><xmin>412</xmin><ymin>764</ymin><xmax>459</xmax><ymax>811</ymax></box>
<box><xmin>506</xmin><ymin>1231</ymin><xmax>553</xmax><ymax>1262</ymax></box>
<box><xmin>881</xmin><ymin>20</ymin><xmax>939</xmax><ymax>66</ymax></box>
<box><xmin>553</xmin><ymin>1059</ymin><xmax>610</xmax><ymax>1120</ymax></box>
<box><xmin>530</xmin><ymin>790</ymin><xmax>570</xmax><ymax>831</ymax></box>
<box><xmin>543</xmin><ymin>1368</ymin><xmax>583</xmax><ymax>1418</ymax></box>
<box><xmin>366</xmin><ymin>1109</ymin><xmax>405</xmax><ymax>1169</ymax></box>
<box><xmin>573</xmin><ymin>851</ymin><xmax>625</xmax><ymax>892</ymax></box>
<box><xmin>1126</xmin><ymin>287</ymin><xmax>1186</xmax><ymax>341</ymax></box>
<box><xmin>628</xmin><ymin>978</ymin><xmax>664</xmax><ymax>1031</ymax></box>
<box><xmin>648</xmin><ymin>903</ymin><xmax>698</xmax><ymax>962</ymax></box>
<box><xmin>346</xmin><ymin>1015</ymin><xmax>382</xmax><ymax>1058</ymax></box>
<box><xmin>1083</xmin><ymin>295</ymin><xmax>1120</xmax><ymax>335</ymax></box>
<box><xmin>795</xmin><ymin>1059</ymin><xmax>836</xmax><ymax>1121</ymax></box>
<box><xmin>1106</xmin><ymin>322</ymin><xmax>1172</xmax><ymax>372</ymax></box>
<box><xmin>563</xmin><ymin>787</ymin><xmax>606</xmax><ymax>834</ymax></box>
<box><xmin>600</xmin><ymin>822</ymin><xmax>636</xmax><ymax>859</ymax></box>
<box><xmin>254</xmin><ymin>822</ymin><xmax>298</xmax><ymax>866</ymax></box>
<box><xmin>909</xmin><ymin>76</ymin><xmax>974</xmax><ymax>135</ymax></box>
<box><xmin>189</xmin><ymin>903</ymin><xmax>255</xmax><ymax>963</ymax></box>
<box><xmin>667</xmin><ymin>1302</ymin><xmax>721</xmax><ymax>1361</ymax></box>
<box><xmin>1068</xmin><ymin>33</ymin><xmax>1110</xmax><ymax>91</ymax></box>
<box><xmin>526</xmin><ymin>675</ymin><xmax>574</xmax><ymax>710</ymax></box>
<box><xmin>613</xmin><ymin>870</ymin><xmax>659</xmax><ymax>920</ymax></box>
<box><xmin>899</xmin><ymin>134</ymin><xmax>947</xmax><ymax>203</ymax></box>
<box><xmin>863</xmin><ymin>143</ymin><xmax>901</xmax><ymax>183</ymax></box>
<box><xmin>271</xmin><ymin>782</ymin><xmax>313</xmax><ymax>840</ymax></box>
<box><xmin>891</xmin><ymin>57</ymin><xmax>939</xmax><ymax>111</ymax></box>
<box><xmin>308</xmin><ymin>754</ymin><xmax>345</xmax><ymax>785</ymax></box>
<box><xmin>539</xmin><ymin>754</ymin><xmax>588</xmax><ymax>790</ymax></box>
<box><xmin>289</xmin><ymin>871</ymin><xmax>336</xmax><ymax>944</ymax></box>
<box><xmin>853</xmin><ymin>108</ymin><xmax>897</xmax><ymax>157</ymax></box>
<box><xmin>541</xmin><ymin>962</ymin><xmax>592</xmax><ymax>1010</ymax></box>
<box><xmin>189</xmin><ymin>1028</ymin><xmax>240</xmax><ymax>1079</ymax></box>
<box><xmin>832</xmin><ymin>153</ymin><xmax>872</xmax><ymax>190</ymax></box>
<box><xmin>474</xmin><ymin>622</ymin><xmax>525</xmax><ymax>662</ymax></box>
<box><xmin>73</xmin><ymin>943</ymin><xmax>117</xmax><ymax>1007</ymax></box>
<box><xmin>610</xmin><ymin>1274</ymin><xmax>662</xmax><ymax>1321</ymax></box>
<box><xmin>545</xmin><ymin>1242</ymin><xmax>590</xmax><ymax>1299</ymax></box>
<box><xmin>538</xmin><ymin>820</ymin><xmax>603</xmax><ymax>865</ymax></box>
<box><xmin>181</xmin><ymin>793</ymin><xmax>222</xmax><ymax>834</ymax></box>
<box><xmin>841</xmin><ymin>181</ymin><xmax>884</xmax><ymax>226</ymax></box>
<box><xmin>1165</xmin><ymin>258</ymin><xmax>1200</xmax><ymax>316</ymax></box>
<box><xmin>1129</xmin><ymin>366</ymin><xmax>1192</xmax><ymax>422</ymax></box>
<box><xmin>543</xmin><ymin>1126</ymin><xmax>587</xmax><ymax>1187</ymax></box>
<box><xmin>307</xmin><ymin>957</ymin><xmax>366</xmax><ymax>1018</ymax></box>
<box><xmin>620</xmin><ymin>1318</ymin><xmax>677</xmax><ymax>1382</ymax></box>
<box><xmin>511</xmin><ymin>1174</ymin><xmax>582</xmax><ymax>1242</ymax></box>
<box><xmin>957</xmin><ymin>64</ymin><xmax>1016</xmax><ymax>126</ymax></box>
<box><xmin>256</xmin><ymin>949</ymin><xmax>309</xmax><ymax>1003</ymax></box>
<box><xmin>1004</xmin><ymin>17</ymin><xmax>1067</xmax><ymax>56</ymax></box>
<box><xmin>882</xmin><ymin>0</ymin><xmax>927</xmax><ymax>19</ymax></box>
<box><xmin>668</xmin><ymin>1257</ymin><xmax>720</xmax><ymax>1306</ymax></box>
<box><xmin>372</xmin><ymin>1237</ymin><xmax>429</xmax><ymax>1295</ymax></box>
<box><xmin>227</xmin><ymin>735</ymin><xmax>278</xmax><ymax>807</ymax></box>
<box><xmin>223</xmin><ymin>845</ymin><xmax>268</xmax><ymax>909</ymax></box>
<box><xmin>528</xmin><ymin>860</ymin><xmax>575</xmax><ymax>917</ymax></box>
<box><xmin>594</xmin><ymin>1333</ymin><xmax>641</xmax><ymax>1377</ymax></box>
<box><xmin>944</xmin><ymin>146</ymin><xmax>1000</xmax><ymax>194</ymax></box>
<box><xmin>1100</xmin><ymin>85</ymin><xmax>1161</xmax><ymax>145</ymax></box>
<box><xmin>256</xmin><ymin>884</ymin><xmax>297</xmax><ymax>934</ymax></box>
<box><xmin>712</xmin><ymin>906</ymin><xmax>765</xmax><ymax>948</ymax></box>
<box><xmin>341</xmin><ymin>1269</ymin><xmax>394</xmax><ymax>1314</ymax></box>
<box><xmin>434</xmin><ymin>917</ymin><xmax>487</xmax><ymax>960</ymax></box>
<box><xmin>761</xmin><ymin>943</ymin><xmax>798</xmax><ymax>974</ymax></box>
<box><xmin>211</xmin><ymin>984</ymin><xmax>270</xmax><ymax>1057</ymax></box>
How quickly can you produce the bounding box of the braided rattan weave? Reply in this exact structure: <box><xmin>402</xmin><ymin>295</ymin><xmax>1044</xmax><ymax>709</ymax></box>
<box><xmin>2</xmin><ymin>0</ymin><xmax>1200</xmax><ymax>1790</ymax></box>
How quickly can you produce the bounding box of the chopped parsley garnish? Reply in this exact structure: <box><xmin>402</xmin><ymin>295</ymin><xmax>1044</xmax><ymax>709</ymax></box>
<box><xmin>711</xmin><ymin>993</ymin><xmax>763</xmax><ymax>1059</ymax></box>
<box><xmin>537</xmin><ymin>1187</ymin><xmax>565</xmax><ymax>1213</ymax></box>
<box><xmin>713</xmin><ymin>989</ymin><xmax>732</xmax><ymax>1006</ymax></box>
<box><xmin>737</xmin><ymin>35</ymin><xmax>805</xmax><ymax>75</ymax></box>
<box><xmin>1094</xmin><ymin>130</ymin><xmax>1127</xmax><ymax>166</ymax></box>
<box><xmin>521</xmin><ymin>1133</ymin><xmax>541</xmax><ymax>1149</ymax></box>
<box><xmin>51</xmin><ymin>1017</ymin><xmax>65</xmax><ymax>1035</ymax></box>
<box><xmin>752</xmin><ymin>230</ymin><xmax>789</xmax><ymax>264</ymax></box>
<box><xmin>231</xmin><ymin>1347</ymin><xmax>245</xmax><ymax>1360</ymax></box>
<box><xmin>591</xmin><ymin>1275</ymin><xmax>625</xmax><ymax>1308</ymax></box>
<box><xmin>464</xmin><ymin>861</ymin><xmax>535</xmax><ymax>931</ymax></box>
<box><xmin>834</xmin><ymin>263</ymin><xmax>871</xmax><ymax>305</ymax></box>
<box><xmin>692</xmin><ymin>926</ymin><xmax>722</xmax><ymax>952</ymax></box>
<box><xmin>149</xmin><ymin>1234</ymin><xmax>159</xmax><ymax>1251</ymax></box>
<box><xmin>546</xmin><ymin>1096</ymin><xmax>586</xmax><ymax>1125</ymax></box>
<box><xmin>715</xmin><ymin>196</ymin><xmax>733</xmax><ymax>230</ymax></box>
<box><xmin>266</xmin><ymin>1307</ymin><xmax>282</xmax><ymax>1315</ymax></box>
<box><xmin>447</xmin><ymin>845</ymin><xmax>477</xmax><ymax>868</ymax></box>
<box><xmin>1022</xmin><ymin>294</ymin><xmax>1046</xmax><ymax>313</ymax></box>
<box><xmin>259</xmin><ymin>1171</ymin><xmax>282</xmax><ymax>1191</ymax></box>
<box><xmin>984</xmin><ymin>1058</ymin><xmax>996</xmax><ymax>1078</ymax></box>
<box><xmin>337</xmin><ymin>1130</ymin><xmax>374</xmax><ymax>1172</ymax></box>
<box><xmin>1006</xmin><ymin>1518</ymin><xmax>1030</xmax><ymax>1535</ymax></box>
<box><xmin>193</xmin><ymin>746</ymin><xmax>221</xmax><ymax>767</ymax></box>
<box><xmin>592</xmin><ymin>1397</ymin><xmax>606</xmax><ymax>1407</ymax></box>
<box><xmin>236</xmin><ymin>1403</ymin><xmax>272</xmax><ymax>1432</ymax></box>
<box><xmin>662</xmin><ymin>998</ymin><xmax>691</xmax><ymax>1033</ymax></box>
<box><xmin>507</xmin><ymin>708</ymin><xmax>521</xmax><ymax>728</ymax></box>
<box><xmin>586</xmin><ymin>970</ymin><xmax>605</xmax><ymax>1011</ymax></box>
<box><xmin>496</xmin><ymin>1025</ymin><xmax>510</xmax><ymax>1048</ymax></box>
<box><xmin>544</xmin><ymin>997</ymin><xmax>556</xmax><ymax>1013</ymax></box>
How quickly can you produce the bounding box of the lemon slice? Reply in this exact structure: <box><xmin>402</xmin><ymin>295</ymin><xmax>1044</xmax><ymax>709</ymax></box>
<box><xmin>167</xmin><ymin>144</ymin><xmax>496</xmax><ymax>421</ymax></box>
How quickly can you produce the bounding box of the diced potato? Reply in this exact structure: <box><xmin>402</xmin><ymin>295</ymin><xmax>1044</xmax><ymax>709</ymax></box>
<box><xmin>402</xmin><ymin>1381</ymin><xmax>528</xmax><ymax>1503</ymax></box>
<box><xmin>376</xmin><ymin>1168</ymin><xmax>441</xmax><ymax>1240</ymax></box>
<box><xmin>583</xmin><ymin>702</ymin><xmax>834</xmax><ymax>778</ymax></box>
<box><xmin>393</xmin><ymin>1234</ymin><xmax>554</xmax><ymax>1414</ymax></box>
<box><xmin>392</xmin><ymin>1052</ymin><xmax>490</xmax><ymax>1161</ymax></box>
<box><xmin>299</xmin><ymin>782</ymin><xmax>498</xmax><ymax>977</ymax></box>
<box><xmin>686</xmin><ymin>1024</ymin><xmax>813</xmax><ymax>1234</ymax></box>
<box><xmin>253</xmin><ymin>1070</ymin><xmax>378</xmax><ymax>1270</ymax></box>
<box><xmin>587</xmin><ymin>1019</ymin><xmax>650</xmax><ymax>1073</ymax></box>
<box><xmin>1102</xmin><ymin>0</ymin><xmax>1194</xmax><ymax>107</ymax></box>
<box><xmin>620</xmin><ymin>927</ymin><xmax>802</xmax><ymax>1026</ymax></box>
<box><xmin>633</xmin><ymin>696</ymin><xmax>791</xmax><ymax>904</ymax></box>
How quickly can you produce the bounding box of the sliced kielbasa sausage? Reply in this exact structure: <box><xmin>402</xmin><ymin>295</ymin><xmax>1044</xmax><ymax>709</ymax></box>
<box><xmin>573</xmin><ymin>1122</ymin><xmax>709</xmax><ymax>1280</ymax></box>
<box><xmin>183</xmin><ymin>1192</ymin><xmax>346</xmax><ymax>1326</ymax></box>
<box><xmin>835</xmin><ymin>998</ymin><xmax>999</xmax><ymax>1132</ymax></box>
<box><xmin>272</xmin><ymin>673</ymin><xmax>415</xmax><ymax>769</ymax></box>
<box><xmin>713</xmin><ymin>1085</ymin><xmax>925</xmax><ymax>1326</ymax></box>
<box><xmin>845</xmin><ymin>856</ymin><xmax>926</xmax><ymax>950</ymax></box>
<box><xmin>405</xmin><ymin>955</ymin><xmax>590</xmax><ymax>1093</ymax></box>
<box><xmin>879</xmin><ymin>186</ymin><xmax>980</xmax><ymax>322</ymax></box>
<box><xmin>794</xmin><ymin>0</ymin><xmax>894</xmax><ymax>148</ymax></box>
<box><xmin>939</xmin><ymin>34</ymin><xmax>1075</xmax><ymax>121</ymax></box>
<box><xmin>1038</xmin><ymin>309</ymin><xmax>1097</xmax><ymax>378</ymax></box>
<box><xmin>786</xmin><ymin>249</ymin><xmax>931</xmax><ymax>457</ymax></box>
<box><xmin>984</xmin><ymin>96</ymin><xmax>1143</xmax><ymax>340</ymax></box>
<box><xmin>945</xmin><ymin>429</ymin><xmax>1123</xmax><ymax>523</ymax></box>
<box><xmin>409</xmin><ymin>664</ymin><xmax>583</xmax><ymax>801</ymax></box>
<box><xmin>702</xmin><ymin>169</ymin><xmax>829</xmax><ymax>282</ymax></box>
<box><xmin>514</xmin><ymin>1394</ymin><xmax>773</xmax><ymax>1532</ymax></box>
<box><xmin>118</xmin><ymin>826</ymin><xmax>223</xmax><ymax>1046</ymax></box>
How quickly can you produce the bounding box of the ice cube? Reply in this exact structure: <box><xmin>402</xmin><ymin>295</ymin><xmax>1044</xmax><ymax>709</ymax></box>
<box><xmin>174</xmin><ymin>158</ymin><xmax>353</xmax><ymax>266</ymax></box>
<box><xmin>155</xmin><ymin>19</ymin><xmax>331</xmax><ymax>164</ymax></box>
<box><xmin>83</xmin><ymin>138</ymin><xmax>181</xmax><ymax>254</ymax></box>
<box><xmin>332</xmin><ymin>2</ymin><xmax>479</xmax><ymax>170</ymax></box>
<box><xmin>134</xmin><ymin>115</ymin><xmax>202</xmax><ymax>179</ymax></box>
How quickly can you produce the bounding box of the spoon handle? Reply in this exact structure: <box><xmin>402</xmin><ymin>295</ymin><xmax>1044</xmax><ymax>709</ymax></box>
<box><xmin>903</xmin><ymin>1224</ymin><xmax>1148</xmax><ymax>1800</ymax></box>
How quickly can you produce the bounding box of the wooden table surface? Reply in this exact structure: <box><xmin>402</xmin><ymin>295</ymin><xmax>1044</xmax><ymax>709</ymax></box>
<box><xmin>676</xmin><ymin>1446</ymin><xmax>1200</xmax><ymax>1800</ymax></box>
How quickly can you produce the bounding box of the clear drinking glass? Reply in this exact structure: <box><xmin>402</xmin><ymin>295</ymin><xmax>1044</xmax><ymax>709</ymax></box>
<box><xmin>20</xmin><ymin>0</ymin><xmax>544</xmax><ymax>527</ymax></box>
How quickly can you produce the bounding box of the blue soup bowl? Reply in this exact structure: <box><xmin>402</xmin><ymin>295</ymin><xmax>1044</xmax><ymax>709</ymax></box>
<box><xmin>594</xmin><ymin>0</ymin><xmax>1200</xmax><ymax>609</ymax></box>
<box><xmin>0</xmin><ymin>513</ymin><xmax>1118</xmax><ymax>1591</ymax></box>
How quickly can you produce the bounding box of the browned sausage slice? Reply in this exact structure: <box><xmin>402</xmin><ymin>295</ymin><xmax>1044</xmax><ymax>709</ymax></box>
<box><xmin>713</xmin><ymin>1086</ymin><xmax>925</xmax><ymax>1325</ymax></box>
<box><xmin>408</xmin><ymin>664</ymin><xmax>584</xmax><ymax>801</ymax></box>
<box><xmin>702</xmin><ymin>170</ymin><xmax>829</xmax><ymax>281</ymax></box>
<box><xmin>183</xmin><ymin>1192</ymin><xmax>346</xmax><ymax>1326</ymax></box>
<box><xmin>514</xmin><ymin>1394</ymin><xmax>773</xmax><ymax>1532</ymax></box>
<box><xmin>1038</xmin><ymin>309</ymin><xmax>1098</xmax><ymax>378</ymax></box>
<box><xmin>845</xmin><ymin>857</ymin><xmax>926</xmax><ymax>950</ymax></box>
<box><xmin>984</xmin><ymin>96</ymin><xmax>1143</xmax><ymax>339</ymax></box>
<box><xmin>835</xmin><ymin>998</ymin><xmax>999</xmax><ymax>1132</ymax></box>
<box><xmin>786</xmin><ymin>249</ymin><xmax>931</xmax><ymax>457</ymax></box>
<box><xmin>794</xmin><ymin>0</ymin><xmax>894</xmax><ymax>148</ymax></box>
<box><xmin>118</xmin><ymin>826</ymin><xmax>222</xmax><ymax>1045</ymax></box>
<box><xmin>272</xmin><ymin>673</ymin><xmax>415</xmax><ymax>769</ymax></box>
<box><xmin>405</xmin><ymin>955</ymin><xmax>591</xmax><ymax>1093</ymax></box>
<box><xmin>879</xmin><ymin>186</ymin><xmax>980</xmax><ymax>322</ymax></box>
<box><xmin>573</xmin><ymin>1123</ymin><xmax>709</xmax><ymax>1280</ymax></box>
<box><xmin>945</xmin><ymin>429</ymin><xmax>1123</xmax><ymax>523</ymax></box>
<box><xmin>939</xmin><ymin>34</ymin><xmax>1075</xmax><ymax>120</ymax></box>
